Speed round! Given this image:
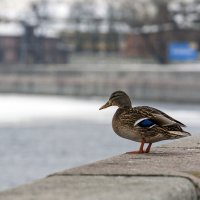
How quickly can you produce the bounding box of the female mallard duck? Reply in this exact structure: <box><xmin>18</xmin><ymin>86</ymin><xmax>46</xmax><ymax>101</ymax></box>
<box><xmin>99</xmin><ymin>91</ymin><xmax>191</xmax><ymax>154</ymax></box>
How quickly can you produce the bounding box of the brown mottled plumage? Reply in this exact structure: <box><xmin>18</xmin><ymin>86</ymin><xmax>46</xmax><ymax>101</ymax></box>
<box><xmin>99</xmin><ymin>91</ymin><xmax>191</xmax><ymax>154</ymax></box>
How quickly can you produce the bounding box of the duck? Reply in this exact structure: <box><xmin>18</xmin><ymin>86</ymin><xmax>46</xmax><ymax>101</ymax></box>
<box><xmin>99</xmin><ymin>91</ymin><xmax>191</xmax><ymax>154</ymax></box>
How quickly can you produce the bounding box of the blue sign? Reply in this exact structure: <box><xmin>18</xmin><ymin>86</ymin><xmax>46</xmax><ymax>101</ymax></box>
<box><xmin>168</xmin><ymin>42</ymin><xmax>198</xmax><ymax>62</ymax></box>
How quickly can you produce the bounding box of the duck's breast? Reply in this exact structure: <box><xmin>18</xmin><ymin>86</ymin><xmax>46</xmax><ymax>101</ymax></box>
<box><xmin>112</xmin><ymin>109</ymin><xmax>142</xmax><ymax>142</ymax></box>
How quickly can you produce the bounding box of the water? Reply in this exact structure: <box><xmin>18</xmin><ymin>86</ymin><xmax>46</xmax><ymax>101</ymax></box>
<box><xmin>0</xmin><ymin>94</ymin><xmax>199</xmax><ymax>191</ymax></box>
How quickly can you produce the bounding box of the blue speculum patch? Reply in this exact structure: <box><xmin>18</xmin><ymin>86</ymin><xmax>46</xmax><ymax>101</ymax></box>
<box><xmin>138</xmin><ymin>119</ymin><xmax>155</xmax><ymax>127</ymax></box>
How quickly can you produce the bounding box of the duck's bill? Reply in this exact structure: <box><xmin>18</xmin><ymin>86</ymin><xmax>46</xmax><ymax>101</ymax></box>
<box><xmin>99</xmin><ymin>101</ymin><xmax>111</xmax><ymax>110</ymax></box>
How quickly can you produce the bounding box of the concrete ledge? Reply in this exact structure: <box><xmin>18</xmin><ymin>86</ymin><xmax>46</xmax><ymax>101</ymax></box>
<box><xmin>0</xmin><ymin>176</ymin><xmax>197</xmax><ymax>200</ymax></box>
<box><xmin>1</xmin><ymin>136</ymin><xmax>200</xmax><ymax>200</ymax></box>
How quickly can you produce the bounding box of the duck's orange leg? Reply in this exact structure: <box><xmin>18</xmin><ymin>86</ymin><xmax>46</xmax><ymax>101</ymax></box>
<box><xmin>126</xmin><ymin>139</ymin><xmax>145</xmax><ymax>154</ymax></box>
<box><xmin>145</xmin><ymin>143</ymin><xmax>152</xmax><ymax>153</ymax></box>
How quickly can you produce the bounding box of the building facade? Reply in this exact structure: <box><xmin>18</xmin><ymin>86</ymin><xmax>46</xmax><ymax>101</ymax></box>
<box><xmin>0</xmin><ymin>23</ymin><xmax>68</xmax><ymax>64</ymax></box>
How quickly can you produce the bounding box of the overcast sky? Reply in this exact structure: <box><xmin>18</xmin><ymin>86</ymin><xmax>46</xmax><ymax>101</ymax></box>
<box><xmin>0</xmin><ymin>0</ymin><xmax>195</xmax><ymax>11</ymax></box>
<box><xmin>0</xmin><ymin>0</ymin><xmax>74</xmax><ymax>12</ymax></box>
<box><xmin>0</xmin><ymin>0</ymin><xmax>196</xmax><ymax>21</ymax></box>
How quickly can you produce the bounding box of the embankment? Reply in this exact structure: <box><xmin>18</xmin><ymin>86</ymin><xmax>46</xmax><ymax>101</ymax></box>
<box><xmin>0</xmin><ymin>63</ymin><xmax>200</xmax><ymax>102</ymax></box>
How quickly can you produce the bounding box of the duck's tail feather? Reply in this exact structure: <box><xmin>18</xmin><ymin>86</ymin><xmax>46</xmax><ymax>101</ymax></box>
<box><xmin>168</xmin><ymin>131</ymin><xmax>191</xmax><ymax>139</ymax></box>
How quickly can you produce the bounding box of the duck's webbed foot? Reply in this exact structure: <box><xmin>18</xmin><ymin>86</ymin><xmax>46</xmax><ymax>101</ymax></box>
<box><xmin>125</xmin><ymin>140</ymin><xmax>152</xmax><ymax>154</ymax></box>
<box><xmin>126</xmin><ymin>139</ymin><xmax>145</xmax><ymax>154</ymax></box>
<box><xmin>126</xmin><ymin>150</ymin><xmax>145</xmax><ymax>154</ymax></box>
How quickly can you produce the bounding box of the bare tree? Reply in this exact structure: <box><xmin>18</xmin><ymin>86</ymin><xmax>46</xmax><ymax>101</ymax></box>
<box><xmin>67</xmin><ymin>0</ymin><xmax>200</xmax><ymax>63</ymax></box>
<box><xmin>69</xmin><ymin>0</ymin><xmax>96</xmax><ymax>52</ymax></box>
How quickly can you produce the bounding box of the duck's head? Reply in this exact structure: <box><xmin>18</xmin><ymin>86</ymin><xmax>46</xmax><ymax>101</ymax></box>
<box><xmin>99</xmin><ymin>91</ymin><xmax>132</xmax><ymax>110</ymax></box>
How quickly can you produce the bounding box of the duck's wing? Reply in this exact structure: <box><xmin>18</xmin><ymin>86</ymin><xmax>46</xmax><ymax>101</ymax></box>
<box><xmin>131</xmin><ymin>107</ymin><xmax>190</xmax><ymax>139</ymax></box>
<box><xmin>133</xmin><ymin>106</ymin><xmax>186</xmax><ymax>127</ymax></box>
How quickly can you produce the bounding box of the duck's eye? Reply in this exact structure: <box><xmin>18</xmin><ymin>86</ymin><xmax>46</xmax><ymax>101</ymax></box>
<box><xmin>135</xmin><ymin>118</ymin><xmax>155</xmax><ymax>128</ymax></box>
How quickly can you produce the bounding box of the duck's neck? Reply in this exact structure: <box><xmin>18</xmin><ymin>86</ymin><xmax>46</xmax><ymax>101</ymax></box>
<box><xmin>117</xmin><ymin>95</ymin><xmax>132</xmax><ymax>109</ymax></box>
<box><xmin>115</xmin><ymin>106</ymin><xmax>131</xmax><ymax>117</ymax></box>
<box><xmin>119</xmin><ymin>105</ymin><xmax>132</xmax><ymax>109</ymax></box>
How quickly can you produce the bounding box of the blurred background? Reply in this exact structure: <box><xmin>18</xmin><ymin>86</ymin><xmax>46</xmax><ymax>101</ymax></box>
<box><xmin>1</xmin><ymin>0</ymin><xmax>200</xmax><ymax>191</ymax></box>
